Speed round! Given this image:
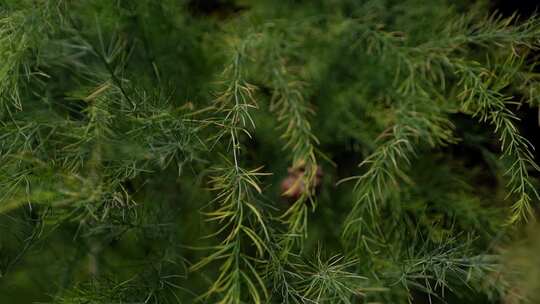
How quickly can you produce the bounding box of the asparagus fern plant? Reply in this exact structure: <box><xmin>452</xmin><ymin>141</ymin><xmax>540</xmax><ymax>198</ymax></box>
<box><xmin>1</xmin><ymin>0</ymin><xmax>540</xmax><ymax>303</ymax></box>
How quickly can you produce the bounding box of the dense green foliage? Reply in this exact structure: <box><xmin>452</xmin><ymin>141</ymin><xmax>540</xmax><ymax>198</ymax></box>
<box><xmin>1</xmin><ymin>0</ymin><xmax>540</xmax><ymax>303</ymax></box>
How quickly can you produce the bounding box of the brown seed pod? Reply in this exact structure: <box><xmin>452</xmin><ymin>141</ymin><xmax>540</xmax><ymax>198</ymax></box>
<box><xmin>280</xmin><ymin>162</ymin><xmax>323</xmax><ymax>202</ymax></box>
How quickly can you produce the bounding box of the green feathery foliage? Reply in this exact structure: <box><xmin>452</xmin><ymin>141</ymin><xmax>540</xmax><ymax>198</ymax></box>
<box><xmin>2</xmin><ymin>0</ymin><xmax>540</xmax><ymax>303</ymax></box>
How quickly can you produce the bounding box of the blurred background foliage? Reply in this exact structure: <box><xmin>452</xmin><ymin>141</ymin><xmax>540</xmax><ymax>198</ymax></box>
<box><xmin>1</xmin><ymin>0</ymin><xmax>540</xmax><ymax>303</ymax></box>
